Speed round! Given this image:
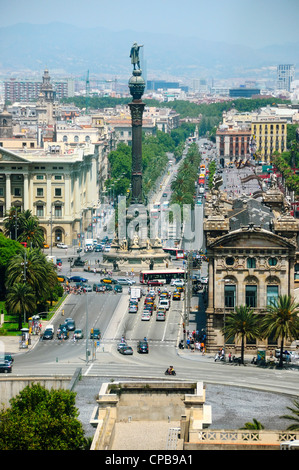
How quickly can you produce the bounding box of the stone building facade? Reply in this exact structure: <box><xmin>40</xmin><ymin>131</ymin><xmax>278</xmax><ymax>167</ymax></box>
<box><xmin>0</xmin><ymin>144</ymin><xmax>100</xmax><ymax>246</ymax></box>
<box><xmin>203</xmin><ymin>182</ymin><xmax>299</xmax><ymax>354</ymax></box>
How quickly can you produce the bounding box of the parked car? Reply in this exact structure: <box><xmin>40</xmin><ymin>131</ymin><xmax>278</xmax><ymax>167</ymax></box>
<box><xmin>137</xmin><ymin>340</ymin><xmax>148</xmax><ymax>353</ymax></box>
<box><xmin>56</xmin><ymin>243</ymin><xmax>68</xmax><ymax>249</ymax></box>
<box><xmin>0</xmin><ymin>361</ymin><xmax>12</xmax><ymax>373</ymax></box>
<box><xmin>69</xmin><ymin>276</ymin><xmax>88</xmax><ymax>283</ymax></box>
<box><xmin>74</xmin><ymin>329</ymin><xmax>84</xmax><ymax>340</ymax></box>
<box><xmin>90</xmin><ymin>328</ymin><xmax>101</xmax><ymax>340</ymax></box>
<box><xmin>119</xmin><ymin>346</ymin><xmax>133</xmax><ymax>355</ymax></box>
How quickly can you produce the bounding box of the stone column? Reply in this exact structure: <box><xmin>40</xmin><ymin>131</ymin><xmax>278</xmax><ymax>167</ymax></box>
<box><xmin>5</xmin><ymin>174</ymin><xmax>11</xmax><ymax>211</ymax></box>
<box><xmin>23</xmin><ymin>173</ymin><xmax>29</xmax><ymax>211</ymax></box>
<box><xmin>128</xmin><ymin>69</ymin><xmax>145</xmax><ymax>205</ymax></box>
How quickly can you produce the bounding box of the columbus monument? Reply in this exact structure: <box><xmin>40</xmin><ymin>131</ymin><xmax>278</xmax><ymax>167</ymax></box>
<box><xmin>102</xmin><ymin>43</ymin><xmax>170</xmax><ymax>271</ymax></box>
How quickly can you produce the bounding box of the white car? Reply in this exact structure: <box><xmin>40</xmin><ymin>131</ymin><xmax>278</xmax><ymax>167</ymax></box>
<box><xmin>56</xmin><ymin>243</ymin><xmax>68</xmax><ymax>249</ymax></box>
<box><xmin>200</xmin><ymin>277</ymin><xmax>208</xmax><ymax>284</ymax></box>
<box><xmin>170</xmin><ymin>279</ymin><xmax>184</xmax><ymax>287</ymax></box>
<box><xmin>141</xmin><ymin>311</ymin><xmax>151</xmax><ymax>321</ymax></box>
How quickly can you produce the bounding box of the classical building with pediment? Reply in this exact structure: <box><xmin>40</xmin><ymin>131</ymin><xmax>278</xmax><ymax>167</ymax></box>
<box><xmin>0</xmin><ymin>144</ymin><xmax>100</xmax><ymax>247</ymax></box>
<box><xmin>203</xmin><ymin>178</ymin><xmax>299</xmax><ymax>355</ymax></box>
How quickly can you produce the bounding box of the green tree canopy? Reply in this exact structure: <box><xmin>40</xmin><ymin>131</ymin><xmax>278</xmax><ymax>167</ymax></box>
<box><xmin>0</xmin><ymin>383</ymin><xmax>89</xmax><ymax>450</ymax></box>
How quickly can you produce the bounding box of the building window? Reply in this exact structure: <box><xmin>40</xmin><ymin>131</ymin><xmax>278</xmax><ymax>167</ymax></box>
<box><xmin>36</xmin><ymin>188</ymin><xmax>44</xmax><ymax>197</ymax></box>
<box><xmin>54</xmin><ymin>175</ymin><xmax>62</xmax><ymax>180</ymax></box>
<box><xmin>14</xmin><ymin>188</ymin><xmax>21</xmax><ymax>197</ymax></box>
<box><xmin>267</xmin><ymin>285</ymin><xmax>279</xmax><ymax>306</ymax></box>
<box><xmin>245</xmin><ymin>285</ymin><xmax>257</xmax><ymax>308</ymax></box>
<box><xmin>36</xmin><ymin>174</ymin><xmax>44</xmax><ymax>180</ymax></box>
<box><xmin>268</xmin><ymin>257</ymin><xmax>277</xmax><ymax>266</ymax></box>
<box><xmin>36</xmin><ymin>205</ymin><xmax>44</xmax><ymax>217</ymax></box>
<box><xmin>247</xmin><ymin>258</ymin><xmax>256</xmax><ymax>268</ymax></box>
<box><xmin>55</xmin><ymin>188</ymin><xmax>62</xmax><ymax>197</ymax></box>
<box><xmin>54</xmin><ymin>205</ymin><xmax>62</xmax><ymax>217</ymax></box>
<box><xmin>74</xmin><ymin>135</ymin><xmax>79</xmax><ymax>142</ymax></box>
<box><xmin>225</xmin><ymin>285</ymin><xmax>236</xmax><ymax>308</ymax></box>
<box><xmin>63</xmin><ymin>135</ymin><xmax>68</xmax><ymax>142</ymax></box>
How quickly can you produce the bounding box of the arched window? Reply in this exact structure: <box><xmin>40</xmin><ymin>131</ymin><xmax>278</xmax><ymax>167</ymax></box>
<box><xmin>74</xmin><ymin>135</ymin><xmax>79</xmax><ymax>143</ymax></box>
<box><xmin>63</xmin><ymin>135</ymin><xmax>68</xmax><ymax>142</ymax></box>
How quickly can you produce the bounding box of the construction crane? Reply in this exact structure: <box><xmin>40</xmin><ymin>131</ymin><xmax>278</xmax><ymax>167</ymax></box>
<box><xmin>85</xmin><ymin>70</ymin><xmax>90</xmax><ymax>115</ymax></box>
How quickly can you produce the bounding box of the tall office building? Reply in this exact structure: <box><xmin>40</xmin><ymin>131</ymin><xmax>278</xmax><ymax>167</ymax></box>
<box><xmin>277</xmin><ymin>64</ymin><xmax>295</xmax><ymax>92</ymax></box>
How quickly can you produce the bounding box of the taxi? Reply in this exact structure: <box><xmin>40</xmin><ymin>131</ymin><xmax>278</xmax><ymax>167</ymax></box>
<box><xmin>172</xmin><ymin>290</ymin><xmax>181</xmax><ymax>300</ymax></box>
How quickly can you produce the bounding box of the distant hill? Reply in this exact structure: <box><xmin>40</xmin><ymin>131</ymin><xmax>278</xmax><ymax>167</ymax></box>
<box><xmin>0</xmin><ymin>22</ymin><xmax>298</xmax><ymax>79</ymax></box>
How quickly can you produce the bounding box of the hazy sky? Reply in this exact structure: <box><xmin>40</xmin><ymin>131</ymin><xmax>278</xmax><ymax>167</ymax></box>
<box><xmin>1</xmin><ymin>0</ymin><xmax>299</xmax><ymax>48</ymax></box>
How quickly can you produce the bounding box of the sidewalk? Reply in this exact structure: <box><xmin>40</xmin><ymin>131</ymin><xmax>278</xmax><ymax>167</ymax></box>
<box><xmin>1</xmin><ymin>332</ymin><xmax>41</xmax><ymax>356</ymax></box>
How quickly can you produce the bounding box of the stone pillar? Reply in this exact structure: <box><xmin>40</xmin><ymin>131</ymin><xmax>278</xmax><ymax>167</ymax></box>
<box><xmin>128</xmin><ymin>69</ymin><xmax>145</xmax><ymax>205</ymax></box>
<box><xmin>128</xmin><ymin>101</ymin><xmax>145</xmax><ymax>204</ymax></box>
<box><xmin>5</xmin><ymin>174</ymin><xmax>11</xmax><ymax>211</ymax></box>
<box><xmin>23</xmin><ymin>173</ymin><xmax>29</xmax><ymax>211</ymax></box>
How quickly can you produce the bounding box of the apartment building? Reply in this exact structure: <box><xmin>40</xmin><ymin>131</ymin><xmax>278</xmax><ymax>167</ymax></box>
<box><xmin>216</xmin><ymin>108</ymin><xmax>288</xmax><ymax>164</ymax></box>
<box><xmin>251</xmin><ymin>118</ymin><xmax>287</xmax><ymax>162</ymax></box>
<box><xmin>277</xmin><ymin>64</ymin><xmax>295</xmax><ymax>92</ymax></box>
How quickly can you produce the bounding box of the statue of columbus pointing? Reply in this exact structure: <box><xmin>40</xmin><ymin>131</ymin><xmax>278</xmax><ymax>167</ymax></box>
<box><xmin>130</xmin><ymin>42</ymin><xmax>143</xmax><ymax>70</ymax></box>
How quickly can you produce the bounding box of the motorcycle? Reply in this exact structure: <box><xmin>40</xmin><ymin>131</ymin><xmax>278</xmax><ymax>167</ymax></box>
<box><xmin>165</xmin><ymin>367</ymin><xmax>176</xmax><ymax>376</ymax></box>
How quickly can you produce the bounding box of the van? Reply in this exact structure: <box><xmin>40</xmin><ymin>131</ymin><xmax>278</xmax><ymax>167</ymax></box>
<box><xmin>159</xmin><ymin>299</ymin><xmax>170</xmax><ymax>311</ymax></box>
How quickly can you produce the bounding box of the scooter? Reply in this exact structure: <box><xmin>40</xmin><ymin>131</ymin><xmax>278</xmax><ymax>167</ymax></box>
<box><xmin>165</xmin><ymin>367</ymin><xmax>176</xmax><ymax>376</ymax></box>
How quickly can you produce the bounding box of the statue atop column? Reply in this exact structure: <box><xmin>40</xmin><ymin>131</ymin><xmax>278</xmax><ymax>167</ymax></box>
<box><xmin>130</xmin><ymin>42</ymin><xmax>143</xmax><ymax>70</ymax></box>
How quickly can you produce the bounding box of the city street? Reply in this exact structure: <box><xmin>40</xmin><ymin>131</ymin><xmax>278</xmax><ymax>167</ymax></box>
<box><xmin>4</xmin><ymin>137</ymin><xmax>299</xmax><ymax>401</ymax></box>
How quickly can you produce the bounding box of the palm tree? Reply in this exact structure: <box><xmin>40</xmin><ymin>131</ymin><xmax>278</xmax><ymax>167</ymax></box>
<box><xmin>3</xmin><ymin>206</ymin><xmax>20</xmax><ymax>240</ymax></box>
<box><xmin>17</xmin><ymin>212</ymin><xmax>44</xmax><ymax>248</ymax></box>
<box><xmin>280</xmin><ymin>399</ymin><xmax>299</xmax><ymax>431</ymax></box>
<box><xmin>5</xmin><ymin>282</ymin><xmax>36</xmax><ymax>329</ymax></box>
<box><xmin>261</xmin><ymin>295</ymin><xmax>299</xmax><ymax>368</ymax></box>
<box><xmin>240</xmin><ymin>418</ymin><xmax>264</xmax><ymax>430</ymax></box>
<box><xmin>5</xmin><ymin>248</ymin><xmax>57</xmax><ymax>301</ymax></box>
<box><xmin>222</xmin><ymin>305</ymin><xmax>261</xmax><ymax>364</ymax></box>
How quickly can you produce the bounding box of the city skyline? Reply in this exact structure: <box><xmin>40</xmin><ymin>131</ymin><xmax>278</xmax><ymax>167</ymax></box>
<box><xmin>1</xmin><ymin>0</ymin><xmax>299</xmax><ymax>49</ymax></box>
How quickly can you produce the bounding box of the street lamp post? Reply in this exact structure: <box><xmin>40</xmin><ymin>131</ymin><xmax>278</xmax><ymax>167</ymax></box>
<box><xmin>221</xmin><ymin>278</ymin><xmax>231</xmax><ymax>356</ymax></box>
<box><xmin>85</xmin><ymin>291</ymin><xmax>89</xmax><ymax>364</ymax></box>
